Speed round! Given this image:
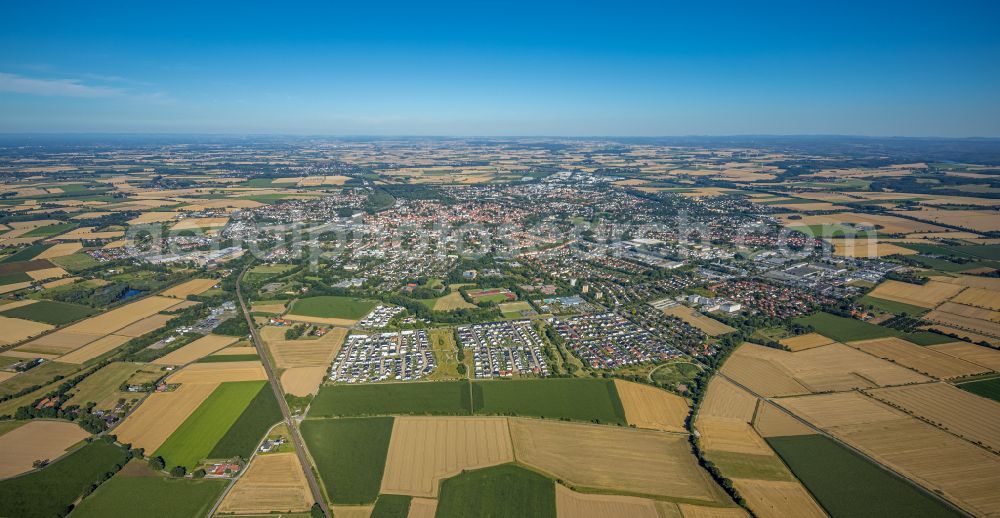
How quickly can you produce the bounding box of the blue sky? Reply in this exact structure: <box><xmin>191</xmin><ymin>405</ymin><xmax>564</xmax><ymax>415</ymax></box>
<box><xmin>2</xmin><ymin>1</ymin><xmax>999</xmax><ymax>136</ymax></box>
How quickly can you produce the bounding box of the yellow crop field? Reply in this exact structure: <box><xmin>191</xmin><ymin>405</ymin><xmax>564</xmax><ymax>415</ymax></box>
<box><xmin>924</xmin><ymin>308</ymin><xmax>1000</xmax><ymax>339</ymax></box>
<box><xmin>213</xmin><ymin>346</ymin><xmax>256</xmax><ymax>355</ymax></box>
<box><xmin>845</xmin><ymin>337</ymin><xmax>988</xmax><ymax>379</ymax></box>
<box><xmin>16</xmin><ymin>331</ymin><xmax>104</xmax><ymax>355</ymax></box>
<box><xmin>868</xmin><ymin>280</ymin><xmax>966</xmax><ymax>308</ymax></box>
<box><xmin>510</xmin><ymin>418</ymin><xmax>726</xmax><ymax>504</ymax></box>
<box><xmin>0</xmin><ymin>420</ymin><xmax>90</xmax><ymax>479</ymax></box>
<box><xmin>778</xmin><ymin>392</ymin><xmax>1000</xmax><ymax>516</ymax></box>
<box><xmin>867</xmin><ymin>383</ymin><xmax>1000</xmax><ymax>451</ymax></box>
<box><xmin>676</xmin><ymin>504</ymin><xmax>749</xmax><ymax>518</ymax></box>
<box><xmin>731</xmin><ymin>479</ymin><xmax>826</xmax><ymax>518</ymax></box>
<box><xmin>281</xmin><ymin>314</ymin><xmax>357</xmax><ymax>326</ymax></box>
<box><xmin>0</xmin><ymin>316</ymin><xmax>53</xmax><ymax>345</ymax></box>
<box><xmin>170</xmin><ymin>217</ymin><xmax>229</xmax><ymax>230</ymax></box>
<box><xmin>280</xmin><ymin>366</ymin><xmax>328</xmax><ymax>396</ymax></box>
<box><xmin>780</xmin><ymin>212</ymin><xmax>944</xmax><ymax>233</ymax></box>
<box><xmin>264</xmin><ymin>326</ymin><xmax>346</xmax><ymax>368</ymax></box>
<box><xmin>217</xmin><ymin>452</ymin><xmax>312</xmax><ymax>514</ymax></box>
<box><xmin>251</xmin><ymin>302</ymin><xmax>286</xmax><ymax>314</ymax></box>
<box><xmin>407</xmin><ymin>498</ymin><xmax>436</xmax><ymax>518</ymax></box>
<box><xmin>662</xmin><ymin>306</ymin><xmax>735</xmax><ymax>336</ymax></box>
<box><xmin>777</xmin><ymin>333</ymin><xmax>835</xmax><ymax>352</ymax></box>
<box><xmin>719</xmin><ymin>346</ymin><xmax>808</xmax><ymax>397</ymax></box>
<box><xmin>894</xmin><ymin>209</ymin><xmax>1000</xmax><ymax>232</ymax></box>
<box><xmin>381</xmin><ymin>416</ymin><xmax>514</xmax><ymax>497</ymax></box>
<box><xmin>934</xmin><ymin>302</ymin><xmax>1000</xmax><ymax>322</ymax></box>
<box><xmin>33</xmin><ymin>242</ymin><xmax>82</xmax><ymax>259</ymax></box>
<box><xmin>752</xmin><ymin>401</ymin><xmax>815</xmax><ymax>438</ymax></box>
<box><xmin>153</xmin><ymin>334</ymin><xmax>238</xmax><ymax>365</ymax></box>
<box><xmin>950</xmin><ymin>287</ymin><xmax>1000</xmax><ymax>311</ymax></box>
<box><xmin>699</xmin><ymin>377</ymin><xmax>757</xmax><ymax>421</ymax></box>
<box><xmin>936</xmin><ymin>275</ymin><xmax>1000</xmax><ymax>291</ymax></box>
<box><xmin>58</xmin><ymin>295</ymin><xmax>180</xmax><ymax>336</ymax></box>
<box><xmin>113</xmin><ymin>382</ymin><xmax>218</xmax><ymax>452</ymax></box>
<box><xmin>166</xmin><ymin>361</ymin><xmax>266</xmax><ymax>384</ymax></box>
<box><xmin>330</xmin><ymin>505</ymin><xmax>373</xmax><ymax>518</ymax></box>
<box><xmin>828</xmin><ymin>240</ymin><xmax>918</xmax><ymax>258</ymax></box>
<box><xmin>927</xmin><ymin>341</ymin><xmax>1000</xmax><ymax>371</ymax></box>
<box><xmin>58</xmin><ymin>227</ymin><xmax>125</xmax><ymax>240</ymax></box>
<box><xmin>26</xmin><ymin>267</ymin><xmax>69</xmax><ymax>281</ymax></box>
<box><xmin>57</xmin><ymin>334</ymin><xmax>131</xmax><ymax>364</ymax></box>
<box><xmin>432</xmin><ymin>291</ymin><xmax>475</xmax><ymax>311</ymax></box>
<box><xmin>114</xmin><ymin>313</ymin><xmax>174</xmax><ymax>337</ymax></box>
<box><xmin>614</xmin><ymin>379</ymin><xmax>688</xmax><ymax>432</ymax></box>
<box><xmin>160</xmin><ymin>278</ymin><xmax>218</xmax><ymax>298</ymax></box>
<box><xmin>697</xmin><ymin>418</ymin><xmax>772</xmax><ymax>456</ymax></box>
<box><xmin>127</xmin><ymin>212</ymin><xmax>179</xmax><ymax>225</ymax></box>
<box><xmin>555</xmin><ymin>484</ymin><xmax>659</xmax><ymax>518</ymax></box>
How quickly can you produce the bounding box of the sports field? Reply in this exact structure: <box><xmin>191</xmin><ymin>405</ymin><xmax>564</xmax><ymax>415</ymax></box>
<box><xmin>435</xmin><ymin>464</ymin><xmax>555</xmax><ymax>518</ymax></box>
<box><xmin>310</xmin><ymin>381</ymin><xmax>472</xmax><ymax>417</ymax></box>
<box><xmin>301</xmin><ymin>417</ymin><xmax>394</xmax><ymax>504</ymax></box>
<box><xmin>154</xmin><ymin>380</ymin><xmax>266</xmax><ymax>469</ymax></box>
<box><xmin>472</xmin><ymin>378</ymin><xmax>627</xmax><ymax>425</ymax></box>
<box><xmin>70</xmin><ymin>470</ymin><xmax>229</xmax><ymax>518</ymax></box>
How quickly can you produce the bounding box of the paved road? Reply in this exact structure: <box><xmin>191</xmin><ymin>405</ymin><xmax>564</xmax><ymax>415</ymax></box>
<box><xmin>236</xmin><ymin>266</ymin><xmax>329</xmax><ymax>518</ymax></box>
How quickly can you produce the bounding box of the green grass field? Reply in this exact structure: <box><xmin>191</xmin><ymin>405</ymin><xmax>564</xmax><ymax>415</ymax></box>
<box><xmin>0</xmin><ymin>244</ymin><xmax>52</xmax><ymax>262</ymax></box>
<box><xmin>248</xmin><ymin>263</ymin><xmax>295</xmax><ymax>275</ymax></box>
<box><xmin>858</xmin><ymin>295</ymin><xmax>929</xmax><ymax>316</ymax></box>
<box><xmin>789</xmin><ymin>224</ymin><xmax>873</xmax><ymax>239</ymax></box>
<box><xmin>435</xmin><ymin>464</ymin><xmax>555</xmax><ymax>518</ymax></box>
<box><xmin>0</xmin><ymin>271</ymin><xmax>32</xmax><ymax>285</ymax></box>
<box><xmin>65</xmin><ymin>362</ymin><xmax>143</xmax><ymax>410</ymax></box>
<box><xmin>70</xmin><ymin>470</ymin><xmax>229</xmax><ymax>518</ymax></box>
<box><xmin>0</xmin><ymin>438</ymin><xmax>128</xmax><ymax>518</ymax></box>
<box><xmin>705</xmin><ymin>450</ymin><xmax>792</xmax><ymax>481</ymax></box>
<box><xmin>288</xmin><ymin>295</ymin><xmax>378</xmax><ymax>320</ymax></box>
<box><xmin>310</xmin><ymin>381</ymin><xmax>472</xmax><ymax>417</ymax></box>
<box><xmin>956</xmin><ymin>377</ymin><xmax>1000</xmax><ymax>402</ymax></box>
<box><xmin>794</xmin><ymin>312</ymin><xmax>952</xmax><ymax>345</ymax></box>
<box><xmin>195</xmin><ymin>353</ymin><xmax>260</xmax><ymax>363</ymax></box>
<box><xmin>21</xmin><ymin>223</ymin><xmax>78</xmax><ymax>238</ymax></box>
<box><xmin>767</xmin><ymin>435</ymin><xmax>962</xmax><ymax>518</ymax></box>
<box><xmin>0</xmin><ymin>299</ymin><xmax>97</xmax><ymax>325</ymax></box>
<box><xmin>0</xmin><ymin>361</ymin><xmax>81</xmax><ymax>398</ymax></box>
<box><xmin>0</xmin><ymin>420</ymin><xmax>27</xmax><ymax>436</ymax></box>
<box><xmin>51</xmin><ymin>253</ymin><xmax>100</xmax><ymax>271</ymax></box>
<box><xmin>154</xmin><ymin>380</ymin><xmax>265</xmax><ymax>469</ymax></box>
<box><xmin>472</xmin><ymin>378</ymin><xmax>627</xmax><ymax>425</ymax></box>
<box><xmin>301</xmin><ymin>417</ymin><xmax>394</xmax><ymax>504</ymax></box>
<box><xmin>370</xmin><ymin>494</ymin><xmax>412</xmax><ymax>518</ymax></box>
<box><xmin>207</xmin><ymin>382</ymin><xmax>282</xmax><ymax>459</ymax></box>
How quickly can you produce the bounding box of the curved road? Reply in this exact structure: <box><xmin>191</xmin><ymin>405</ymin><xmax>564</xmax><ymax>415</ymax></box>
<box><xmin>236</xmin><ymin>266</ymin><xmax>330</xmax><ymax>518</ymax></box>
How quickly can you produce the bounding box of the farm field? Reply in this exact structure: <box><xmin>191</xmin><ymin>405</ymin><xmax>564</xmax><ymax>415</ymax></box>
<box><xmin>662</xmin><ymin>305</ymin><xmax>735</xmax><ymax>336</ymax></box>
<box><xmin>752</xmin><ymin>401</ymin><xmax>815</xmax><ymax>438</ymax></box>
<box><xmin>262</xmin><ymin>325</ymin><xmax>346</xmax><ymax>368</ymax></box>
<box><xmin>948</xmin><ymin>286</ymin><xmax>1000</xmax><ymax>311</ymax></box>
<box><xmin>70</xmin><ymin>469</ymin><xmax>229</xmax><ymax>518</ymax></box>
<box><xmin>554</xmin><ymin>484</ymin><xmax>659</xmax><ymax>518</ymax></box>
<box><xmin>509</xmin><ymin>418</ymin><xmax>726</xmax><ymax>504</ymax></box>
<box><xmin>310</xmin><ymin>381</ymin><xmax>472</xmax><ymax>417</ymax></box>
<box><xmin>113</xmin><ymin>382</ymin><xmax>219</xmax><ymax>452</ymax></box>
<box><xmin>301</xmin><ymin>417</ymin><xmax>394</xmax><ymax>504</ymax></box>
<box><xmin>370</xmin><ymin>494</ymin><xmax>412</xmax><ymax>518</ymax></box>
<box><xmin>794</xmin><ymin>312</ymin><xmax>951</xmax><ymax>345</ymax></box>
<box><xmin>472</xmin><ymin>378</ymin><xmax>626</xmax><ymax>424</ymax></box>
<box><xmin>767</xmin><ymin>434</ymin><xmax>962</xmax><ymax>518</ymax></box>
<box><xmin>0</xmin><ymin>315</ymin><xmax>53</xmax><ymax>345</ymax></box>
<box><xmin>0</xmin><ymin>420</ymin><xmax>90</xmax><ymax>479</ymax></box>
<box><xmin>165</xmin><ymin>360</ymin><xmax>267</xmax><ymax>383</ymax></box>
<box><xmin>956</xmin><ymin>377</ymin><xmax>1000</xmax><ymax>402</ymax></box>
<box><xmin>286</xmin><ymin>295</ymin><xmax>378</xmax><ymax>323</ymax></box>
<box><xmin>858</xmin><ymin>295</ymin><xmax>929</xmax><ymax>316</ymax></box>
<box><xmin>113</xmin><ymin>313</ymin><xmax>174</xmax><ymax>337</ymax></box>
<box><xmin>777</xmin><ymin>333</ymin><xmax>835</xmax><ymax>352</ymax></box>
<box><xmin>0</xmin><ymin>299</ymin><xmax>96</xmax><ymax>325</ymax></box>
<box><xmin>927</xmin><ymin>341</ymin><xmax>1000</xmax><ymax>371</ymax></box>
<box><xmin>699</xmin><ymin>377</ymin><xmax>758</xmax><ymax>421</ymax></box>
<box><xmin>730</xmin><ymin>479</ymin><xmax>826</xmax><ymax>518</ymax></box>
<box><xmin>217</xmin><ymin>452</ymin><xmax>312</xmax><ymax>514</ymax></box>
<box><xmin>207</xmin><ymin>381</ymin><xmax>282</xmax><ymax>459</ymax></box>
<box><xmin>152</xmin><ymin>333</ymin><xmax>238</xmax><ymax>365</ymax></box>
<box><xmin>867</xmin><ymin>280</ymin><xmax>965</xmax><ymax>309</ymax></box>
<box><xmin>776</xmin><ymin>392</ymin><xmax>1000</xmax><ymax>516</ymax></box>
<box><xmin>0</xmin><ymin>438</ymin><xmax>128</xmax><ymax>518</ymax></box>
<box><xmin>0</xmin><ymin>360</ymin><xmax>80</xmax><ymax>397</ymax></box>
<box><xmin>380</xmin><ymin>416</ymin><xmax>514</xmax><ymax>497</ymax></box>
<box><xmin>866</xmin><ymin>382</ymin><xmax>1000</xmax><ymax>451</ymax></box>
<box><xmin>64</xmin><ymin>361</ymin><xmax>145</xmax><ymax>410</ymax></box>
<box><xmin>160</xmin><ymin>277</ymin><xmax>218</xmax><ymax>298</ymax></box>
<box><xmin>613</xmin><ymin>379</ymin><xmax>688</xmax><ymax>432</ymax></box>
<box><xmin>435</xmin><ymin>464</ymin><xmax>555</xmax><ymax>518</ymax></box>
<box><xmin>845</xmin><ymin>337</ymin><xmax>989</xmax><ymax>379</ymax></box>
<box><xmin>281</xmin><ymin>366</ymin><xmax>328</xmax><ymax>396</ymax></box>
<box><xmin>154</xmin><ymin>380</ymin><xmax>266</xmax><ymax>469</ymax></box>
<box><xmin>56</xmin><ymin>334</ymin><xmax>132</xmax><ymax>364</ymax></box>
<box><xmin>429</xmin><ymin>291</ymin><xmax>475</xmax><ymax>311</ymax></box>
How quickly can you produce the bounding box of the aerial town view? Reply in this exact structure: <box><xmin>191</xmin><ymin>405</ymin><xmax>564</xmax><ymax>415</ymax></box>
<box><xmin>1</xmin><ymin>2</ymin><xmax>999</xmax><ymax>518</ymax></box>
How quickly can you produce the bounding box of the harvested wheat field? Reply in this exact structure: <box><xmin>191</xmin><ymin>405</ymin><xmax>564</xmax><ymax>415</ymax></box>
<box><xmin>60</xmin><ymin>296</ymin><xmax>181</xmax><ymax>336</ymax></box>
<box><xmin>17</xmin><ymin>330</ymin><xmax>104</xmax><ymax>355</ymax></box>
<box><xmin>777</xmin><ymin>392</ymin><xmax>1000</xmax><ymax>516</ymax></box>
<box><xmin>330</xmin><ymin>506</ymin><xmax>372</xmax><ymax>518</ymax></box>
<box><xmin>924</xmin><ymin>325</ymin><xmax>998</xmax><ymax>346</ymax></box>
<box><xmin>407</xmin><ymin>498</ymin><xmax>437</xmax><ymax>518</ymax></box>
<box><xmin>113</xmin><ymin>382</ymin><xmax>218</xmax><ymax>452</ymax></box>
<box><xmin>114</xmin><ymin>313</ymin><xmax>174</xmax><ymax>337</ymax></box>
<box><xmin>936</xmin><ymin>275</ymin><xmax>1000</xmax><ymax>291</ymax></box>
<box><xmin>381</xmin><ymin>416</ymin><xmax>514</xmax><ymax>497</ymax></box>
<box><xmin>753</xmin><ymin>401</ymin><xmax>815</xmax><ymax>438</ymax></box>
<box><xmin>510</xmin><ymin>418</ymin><xmax>725</xmax><ymax>504</ymax></box>
<box><xmin>830</xmin><ymin>240</ymin><xmax>918</xmax><ymax>258</ymax></box>
<box><xmin>280</xmin><ymin>366</ymin><xmax>327</xmax><ymax>397</ymax></box>
<box><xmin>264</xmin><ymin>326</ymin><xmax>346</xmax><ymax>368</ymax></box>
<box><xmin>166</xmin><ymin>361</ymin><xmax>266</xmax><ymax>384</ymax></box>
<box><xmin>0</xmin><ymin>316</ymin><xmax>53</xmax><ymax>345</ymax></box>
<box><xmin>923</xmin><ymin>308</ymin><xmax>1000</xmax><ymax>338</ymax></box>
<box><xmin>281</xmin><ymin>314</ymin><xmax>356</xmax><ymax>326</ymax></box>
<box><xmin>867</xmin><ymin>382</ymin><xmax>1000</xmax><ymax>451</ymax></box>
<box><xmin>934</xmin><ymin>301</ymin><xmax>1000</xmax><ymax>322</ymax></box>
<box><xmin>217</xmin><ymin>452</ymin><xmax>312</xmax><ymax>514</ymax></box>
<box><xmin>778</xmin><ymin>333</ymin><xmax>835</xmax><ymax>352</ymax></box>
<box><xmin>868</xmin><ymin>280</ymin><xmax>966</xmax><ymax>309</ymax></box>
<box><xmin>662</xmin><ymin>306</ymin><xmax>735</xmax><ymax>336</ymax></box>
<box><xmin>251</xmin><ymin>302</ymin><xmax>286</xmax><ymax>314</ymax></box>
<box><xmin>719</xmin><ymin>346</ymin><xmax>808</xmax><ymax>397</ymax></box>
<box><xmin>927</xmin><ymin>341</ymin><xmax>1000</xmax><ymax>371</ymax></box>
<box><xmin>127</xmin><ymin>211</ymin><xmax>180</xmax><ymax>225</ymax></box>
<box><xmin>0</xmin><ymin>420</ymin><xmax>90</xmax><ymax>479</ymax></box>
<box><xmin>26</xmin><ymin>267</ymin><xmax>69</xmax><ymax>281</ymax></box>
<box><xmin>555</xmin><ymin>484</ymin><xmax>659</xmax><ymax>518</ymax></box>
<box><xmin>153</xmin><ymin>334</ymin><xmax>238</xmax><ymax>365</ymax></box>
<box><xmin>33</xmin><ymin>242</ymin><xmax>82</xmax><ymax>259</ymax></box>
<box><xmin>676</xmin><ymin>504</ymin><xmax>749</xmax><ymax>518</ymax></box>
<box><xmin>170</xmin><ymin>217</ymin><xmax>229</xmax><ymax>230</ymax></box>
<box><xmin>213</xmin><ymin>346</ymin><xmax>257</xmax><ymax>356</ymax></box>
<box><xmin>782</xmin><ymin>212</ymin><xmax>944</xmax><ymax>234</ymax></box>
<box><xmin>697</xmin><ymin>418</ymin><xmax>772</xmax><ymax>456</ymax></box>
<box><xmin>895</xmin><ymin>209</ymin><xmax>1000</xmax><ymax>232</ymax></box>
<box><xmin>161</xmin><ymin>278</ymin><xmax>218</xmax><ymax>299</ymax></box>
<box><xmin>731</xmin><ymin>479</ymin><xmax>826</xmax><ymax>518</ymax></box>
<box><xmin>57</xmin><ymin>334</ymin><xmax>132</xmax><ymax>364</ymax></box>
<box><xmin>614</xmin><ymin>379</ymin><xmax>688</xmax><ymax>432</ymax></box>
<box><xmin>846</xmin><ymin>337</ymin><xmax>989</xmax><ymax>379</ymax></box>
<box><xmin>950</xmin><ymin>287</ymin><xmax>1000</xmax><ymax>311</ymax></box>
<box><xmin>699</xmin><ymin>377</ymin><xmax>758</xmax><ymax>421</ymax></box>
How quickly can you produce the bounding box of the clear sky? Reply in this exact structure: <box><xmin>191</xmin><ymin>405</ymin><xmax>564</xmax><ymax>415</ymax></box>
<box><xmin>2</xmin><ymin>0</ymin><xmax>998</xmax><ymax>136</ymax></box>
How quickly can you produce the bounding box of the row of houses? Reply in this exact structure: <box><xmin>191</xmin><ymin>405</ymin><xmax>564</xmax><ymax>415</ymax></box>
<box><xmin>329</xmin><ymin>330</ymin><xmax>435</xmax><ymax>383</ymax></box>
<box><xmin>457</xmin><ymin>320</ymin><xmax>550</xmax><ymax>378</ymax></box>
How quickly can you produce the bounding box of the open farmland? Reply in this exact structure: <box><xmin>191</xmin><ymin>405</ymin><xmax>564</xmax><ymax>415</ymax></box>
<box><xmin>217</xmin><ymin>452</ymin><xmax>312</xmax><ymax>514</ymax></box>
<box><xmin>436</xmin><ymin>464</ymin><xmax>555</xmax><ymax>518</ymax></box>
<box><xmin>207</xmin><ymin>381</ymin><xmax>282</xmax><ymax>459</ymax></box>
<box><xmin>946</xmin><ymin>287</ymin><xmax>1000</xmax><ymax>311</ymax></box>
<box><xmin>866</xmin><ymin>382</ymin><xmax>1000</xmax><ymax>451</ymax></box>
<box><xmin>165</xmin><ymin>360</ymin><xmax>267</xmax><ymax>383</ymax></box>
<box><xmin>154</xmin><ymin>380</ymin><xmax>266</xmax><ymax>469</ymax></box>
<box><xmin>554</xmin><ymin>484</ymin><xmax>659</xmax><ymax>518</ymax></box>
<box><xmin>509</xmin><ymin>418</ymin><xmax>727</xmax><ymax>504</ymax></box>
<box><xmin>281</xmin><ymin>366</ymin><xmax>328</xmax><ymax>396</ymax></box>
<box><xmin>159</xmin><ymin>277</ymin><xmax>218</xmax><ymax>298</ymax></box>
<box><xmin>927</xmin><ymin>341</ymin><xmax>1000</xmax><ymax>371</ymax></box>
<box><xmin>301</xmin><ymin>417</ymin><xmax>394</xmax><ymax>504</ymax></box>
<box><xmin>956</xmin><ymin>377</ymin><xmax>1000</xmax><ymax>402</ymax></box>
<box><xmin>70</xmin><ymin>469</ymin><xmax>229</xmax><ymax>518</ymax></box>
<box><xmin>614</xmin><ymin>379</ymin><xmax>688</xmax><ymax>432</ymax></box>
<box><xmin>380</xmin><ymin>416</ymin><xmax>514</xmax><ymax>497</ymax></box>
<box><xmin>793</xmin><ymin>312</ymin><xmax>951</xmax><ymax>345</ymax></box>
<box><xmin>0</xmin><ymin>299</ymin><xmax>96</xmax><ymax>325</ymax></box>
<box><xmin>662</xmin><ymin>305</ymin><xmax>735</xmax><ymax>336</ymax></box>
<box><xmin>286</xmin><ymin>295</ymin><xmax>378</xmax><ymax>324</ymax></box>
<box><xmin>152</xmin><ymin>334</ymin><xmax>238</xmax><ymax>365</ymax></box>
<box><xmin>0</xmin><ymin>420</ymin><xmax>90</xmax><ymax>479</ymax></box>
<box><xmin>263</xmin><ymin>325</ymin><xmax>346</xmax><ymax>368</ymax></box>
<box><xmin>752</xmin><ymin>401</ymin><xmax>816</xmax><ymax>438</ymax></box>
<box><xmin>868</xmin><ymin>280</ymin><xmax>966</xmax><ymax>309</ymax></box>
<box><xmin>56</xmin><ymin>334</ymin><xmax>131</xmax><ymax>364</ymax></box>
<box><xmin>777</xmin><ymin>333</ymin><xmax>835</xmax><ymax>352</ymax></box>
<box><xmin>0</xmin><ymin>315</ymin><xmax>53</xmax><ymax>345</ymax></box>
<box><xmin>699</xmin><ymin>377</ymin><xmax>758</xmax><ymax>421</ymax></box>
<box><xmin>776</xmin><ymin>392</ymin><xmax>1000</xmax><ymax>516</ymax></box>
<box><xmin>731</xmin><ymin>479</ymin><xmax>826</xmax><ymax>518</ymax></box>
<box><xmin>472</xmin><ymin>378</ymin><xmax>627</xmax><ymax>424</ymax></box>
<box><xmin>846</xmin><ymin>337</ymin><xmax>989</xmax><ymax>379</ymax></box>
<box><xmin>64</xmin><ymin>361</ymin><xmax>145</xmax><ymax>410</ymax></box>
<box><xmin>310</xmin><ymin>381</ymin><xmax>472</xmax><ymax>417</ymax></box>
<box><xmin>113</xmin><ymin>382</ymin><xmax>219</xmax><ymax>452</ymax></box>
